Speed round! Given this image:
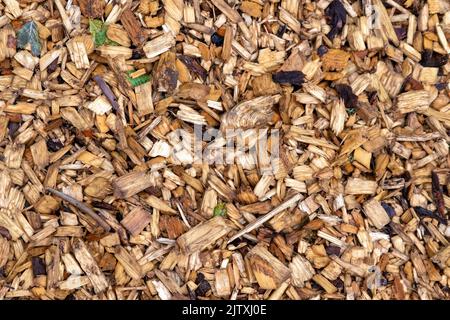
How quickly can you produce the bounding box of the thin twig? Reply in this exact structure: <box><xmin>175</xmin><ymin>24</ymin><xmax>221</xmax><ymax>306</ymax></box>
<box><xmin>431</xmin><ymin>171</ymin><xmax>447</xmax><ymax>220</ymax></box>
<box><xmin>46</xmin><ymin>188</ymin><xmax>111</xmax><ymax>232</ymax></box>
<box><xmin>175</xmin><ymin>201</ymin><xmax>192</xmax><ymax>229</ymax></box>
<box><xmin>227</xmin><ymin>193</ymin><xmax>304</xmax><ymax>243</ymax></box>
<box><xmin>80</xmin><ymin>61</ymin><xmax>99</xmax><ymax>87</ymax></box>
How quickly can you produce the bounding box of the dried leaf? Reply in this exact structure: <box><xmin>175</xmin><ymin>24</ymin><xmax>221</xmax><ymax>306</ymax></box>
<box><xmin>16</xmin><ymin>21</ymin><xmax>41</xmax><ymax>56</ymax></box>
<box><xmin>272</xmin><ymin>71</ymin><xmax>305</xmax><ymax>86</ymax></box>
<box><xmin>213</xmin><ymin>203</ymin><xmax>227</xmax><ymax>217</ymax></box>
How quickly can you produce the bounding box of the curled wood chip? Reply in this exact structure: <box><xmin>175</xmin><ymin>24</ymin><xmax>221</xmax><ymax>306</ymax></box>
<box><xmin>221</xmin><ymin>95</ymin><xmax>280</xmax><ymax>130</ymax></box>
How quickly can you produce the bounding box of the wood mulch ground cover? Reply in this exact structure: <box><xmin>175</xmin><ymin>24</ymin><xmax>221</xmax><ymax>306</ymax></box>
<box><xmin>1</xmin><ymin>0</ymin><xmax>450</xmax><ymax>300</ymax></box>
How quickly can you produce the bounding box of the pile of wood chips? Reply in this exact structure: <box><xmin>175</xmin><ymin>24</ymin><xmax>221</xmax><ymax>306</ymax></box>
<box><xmin>1</xmin><ymin>0</ymin><xmax>450</xmax><ymax>300</ymax></box>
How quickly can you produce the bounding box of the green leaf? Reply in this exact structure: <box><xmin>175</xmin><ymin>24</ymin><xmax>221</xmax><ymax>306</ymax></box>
<box><xmin>16</xmin><ymin>21</ymin><xmax>41</xmax><ymax>57</ymax></box>
<box><xmin>126</xmin><ymin>70</ymin><xmax>151</xmax><ymax>88</ymax></box>
<box><xmin>89</xmin><ymin>19</ymin><xmax>107</xmax><ymax>47</ymax></box>
<box><xmin>213</xmin><ymin>203</ymin><xmax>227</xmax><ymax>217</ymax></box>
<box><xmin>89</xmin><ymin>19</ymin><xmax>119</xmax><ymax>47</ymax></box>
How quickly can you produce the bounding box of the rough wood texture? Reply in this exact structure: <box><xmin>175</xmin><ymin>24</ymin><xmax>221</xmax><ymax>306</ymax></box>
<box><xmin>120</xmin><ymin>8</ymin><xmax>146</xmax><ymax>47</ymax></box>
<box><xmin>363</xmin><ymin>199</ymin><xmax>391</xmax><ymax>229</ymax></box>
<box><xmin>247</xmin><ymin>245</ymin><xmax>291</xmax><ymax>289</ymax></box>
<box><xmin>177</xmin><ymin>216</ymin><xmax>233</xmax><ymax>255</ymax></box>
<box><xmin>72</xmin><ymin>239</ymin><xmax>109</xmax><ymax>293</ymax></box>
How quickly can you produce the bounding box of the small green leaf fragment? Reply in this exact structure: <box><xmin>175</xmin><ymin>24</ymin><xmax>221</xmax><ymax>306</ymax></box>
<box><xmin>89</xmin><ymin>19</ymin><xmax>103</xmax><ymax>34</ymax></box>
<box><xmin>213</xmin><ymin>203</ymin><xmax>227</xmax><ymax>217</ymax></box>
<box><xmin>89</xmin><ymin>19</ymin><xmax>119</xmax><ymax>47</ymax></box>
<box><xmin>16</xmin><ymin>21</ymin><xmax>41</xmax><ymax>57</ymax></box>
<box><xmin>89</xmin><ymin>19</ymin><xmax>107</xmax><ymax>47</ymax></box>
<box><xmin>126</xmin><ymin>70</ymin><xmax>151</xmax><ymax>88</ymax></box>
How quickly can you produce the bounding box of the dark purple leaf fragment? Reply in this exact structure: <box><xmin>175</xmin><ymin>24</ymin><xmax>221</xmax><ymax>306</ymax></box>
<box><xmin>276</xmin><ymin>24</ymin><xmax>287</xmax><ymax>38</ymax></box>
<box><xmin>335</xmin><ymin>84</ymin><xmax>358</xmax><ymax>109</ymax></box>
<box><xmin>394</xmin><ymin>27</ymin><xmax>407</xmax><ymax>40</ymax></box>
<box><xmin>381</xmin><ymin>202</ymin><xmax>396</xmax><ymax>218</ymax></box>
<box><xmin>272</xmin><ymin>71</ymin><xmax>305</xmax><ymax>86</ymax></box>
<box><xmin>32</xmin><ymin>257</ymin><xmax>47</xmax><ymax>276</ymax></box>
<box><xmin>380</xmin><ymin>224</ymin><xmax>393</xmax><ymax>236</ymax></box>
<box><xmin>400</xmin><ymin>189</ymin><xmax>410</xmax><ymax>209</ymax></box>
<box><xmin>47</xmin><ymin>58</ymin><xmax>58</xmax><ymax>74</ymax></box>
<box><xmin>93</xmin><ymin>75</ymin><xmax>119</xmax><ymax>111</ymax></box>
<box><xmin>420</xmin><ymin>50</ymin><xmax>448</xmax><ymax>68</ymax></box>
<box><xmin>436</xmin><ymin>83</ymin><xmax>447</xmax><ymax>91</ymax></box>
<box><xmin>431</xmin><ymin>171</ymin><xmax>447</xmax><ymax>220</ymax></box>
<box><xmin>194</xmin><ymin>272</ymin><xmax>211</xmax><ymax>297</ymax></box>
<box><xmin>317</xmin><ymin>45</ymin><xmax>329</xmax><ymax>56</ymax></box>
<box><xmin>325</xmin><ymin>0</ymin><xmax>347</xmax><ymax>39</ymax></box>
<box><xmin>211</xmin><ymin>32</ymin><xmax>224</xmax><ymax>46</ymax></box>
<box><xmin>64</xmin><ymin>294</ymin><xmax>76</xmax><ymax>300</ymax></box>
<box><xmin>414</xmin><ymin>206</ymin><xmax>447</xmax><ymax>225</ymax></box>
<box><xmin>8</xmin><ymin>122</ymin><xmax>20</xmax><ymax>138</ymax></box>
<box><xmin>187</xmin><ymin>286</ymin><xmax>196</xmax><ymax>300</ymax></box>
<box><xmin>0</xmin><ymin>226</ymin><xmax>11</xmax><ymax>240</ymax></box>
<box><xmin>379</xmin><ymin>277</ymin><xmax>388</xmax><ymax>287</ymax></box>
<box><xmin>131</xmin><ymin>49</ymin><xmax>143</xmax><ymax>59</ymax></box>
<box><xmin>46</xmin><ymin>138</ymin><xmax>64</xmax><ymax>152</ymax></box>
<box><xmin>325</xmin><ymin>245</ymin><xmax>341</xmax><ymax>256</ymax></box>
<box><xmin>332</xmin><ymin>278</ymin><xmax>344</xmax><ymax>289</ymax></box>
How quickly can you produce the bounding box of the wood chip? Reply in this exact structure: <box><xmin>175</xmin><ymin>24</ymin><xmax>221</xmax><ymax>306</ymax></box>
<box><xmin>72</xmin><ymin>239</ymin><xmax>109</xmax><ymax>293</ymax></box>
<box><xmin>177</xmin><ymin>216</ymin><xmax>233</xmax><ymax>255</ymax></box>
<box><xmin>247</xmin><ymin>245</ymin><xmax>291</xmax><ymax>289</ymax></box>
